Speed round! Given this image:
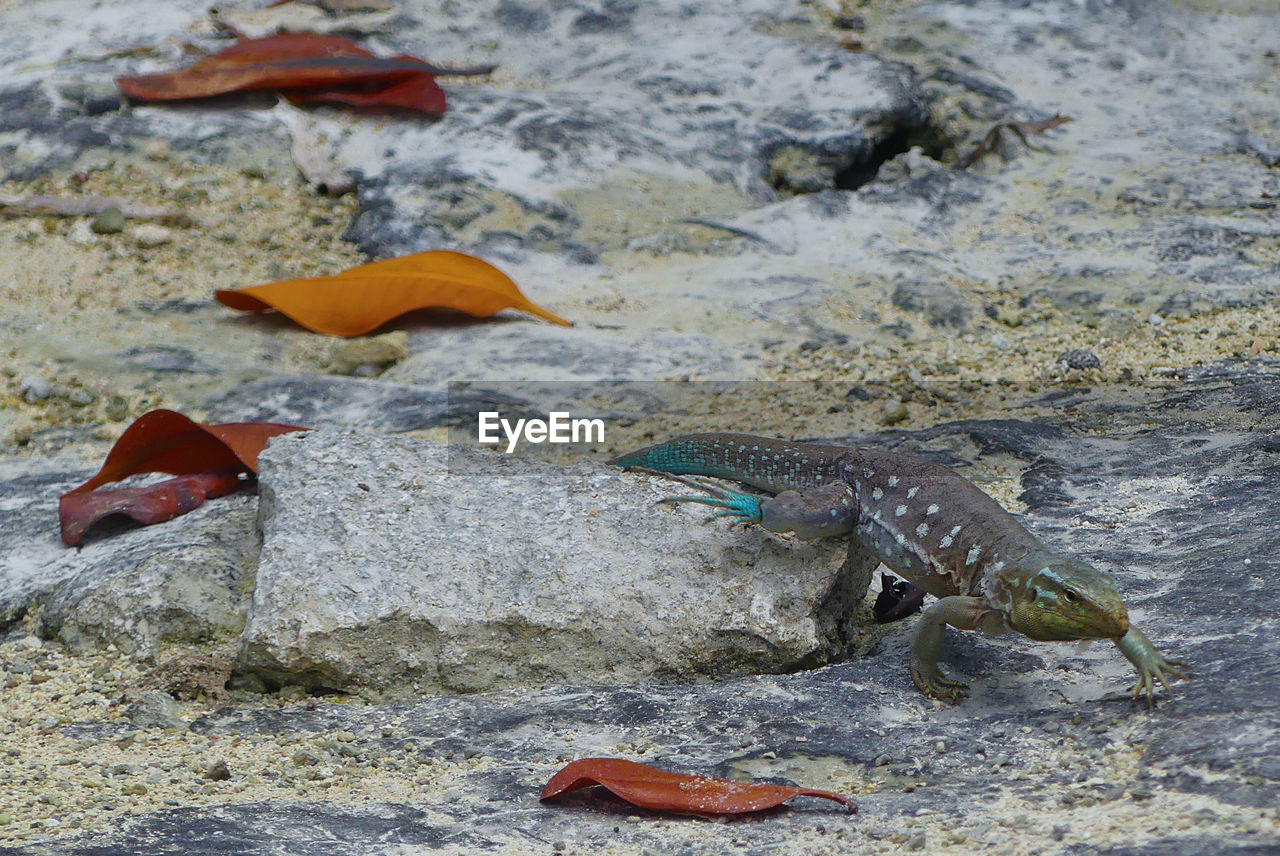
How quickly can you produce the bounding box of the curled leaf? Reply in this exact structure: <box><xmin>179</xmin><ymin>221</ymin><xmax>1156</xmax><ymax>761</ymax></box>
<box><xmin>215</xmin><ymin>249</ymin><xmax>572</xmax><ymax>336</ymax></box>
<box><xmin>540</xmin><ymin>758</ymin><xmax>856</xmax><ymax>816</ymax></box>
<box><xmin>59</xmin><ymin>410</ymin><xmax>306</xmax><ymax>545</ymax></box>
<box><xmin>116</xmin><ymin>33</ymin><xmax>493</xmax><ymax>117</ymax></box>
<box><xmin>59</xmin><ymin>469</ymin><xmax>244</xmax><ymax>547</ymax></box>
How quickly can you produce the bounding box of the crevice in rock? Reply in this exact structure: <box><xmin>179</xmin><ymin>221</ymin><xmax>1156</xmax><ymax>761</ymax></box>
<box><xmin>834</xmin><ymin>110</ymin><xmax>952</xmax><ymax>191</ymax></box>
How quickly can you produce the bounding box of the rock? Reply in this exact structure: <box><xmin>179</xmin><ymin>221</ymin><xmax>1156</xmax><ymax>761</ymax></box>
<box><xmin>238</xmin><ymin>431</ymin><xmax>858</xmax><ymax>694</ymax></box>
<box><xmin>125</xmin><ymin>689</ymin><xmax>186</xmax><ymax>731</ymax></box>
<box><xmin>132</xmin><ymin>223</ymin><xmax>174</xmax><ymax>248</ymax></box>
<box><xmin>66</xmin><ymin>219</ymin><xmax>96</xmax><ymax>245</ymax></box>
<box><xmin>19</xmin><ymin>375</ymin><xmax>51</xmax><ymax>403</ymax></box>
<box><xmin>891</xmin><ymin>281</ymin><xmax>972</xmax><ymax>328</ymax></box>
<box><xmin>768</xmin><ymin>146</ymin><xmax>831</xmax><ymax>195</ymax></box>
<box><xmin>1057</xmin><ymin>348</ymin><xmax>1101</xmax><ymax>370</ymax></box>
<box><xmin>325</xmin><ymin>330</ymin><xmax>409</xmax><ymax>376</ymax></box>
<box><xmin>0</xmin><ymin>454</ymin><xmax>261</xmax><ymax>648</ymax></box>
<box><xmin>881</xmin><ymin>400</ymin><xmax>909</xmax><ymax>425</ymax></box>
<box><xmin>37</xmin><ymin>492</ymin><xmax>260</xmax><ymax>656</ymax></box>
<box><xmin>144</xmin><ymin>139</ymin><xmax>170</xmax><ymax>161</ymax></box>
<box><xmin>89</xmin><ymin>206</ymin><xmax>125</xmax><ymax>235</ymax></box>
<box><xmin>202</xmin><ymin>374</ymin><xmax>530</xmax><ymax>432</ymax></box>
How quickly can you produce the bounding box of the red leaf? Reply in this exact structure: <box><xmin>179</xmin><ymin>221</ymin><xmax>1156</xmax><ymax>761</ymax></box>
<box><xmin>64</xmin><ymin>409</ymin><xmax>306</xmax><ymax>496</ymax></box>
<box><xmin>539</xmin><ymin>758</ymin><xmax>857</xmax><ymax>816</ymax></box>
<box><xmin>115</xmin><ymin>33</ymin><xmax>481</xmax><ymax>116</ymax></box>
<box><xmin>285</xmin><ymin>69</ymin><xmax>446</xmax><ymax>117</ymax></box>
<box><xmin>59</xmin><ymin>469</ymin><xmax>245</xmax><ymax>547</ymax></box>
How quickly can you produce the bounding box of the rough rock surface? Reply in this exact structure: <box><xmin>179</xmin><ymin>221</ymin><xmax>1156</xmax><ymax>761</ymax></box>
<box><xmin>0</xmin><ymin>457</ymin><xmax>258</xmax><ymax>654</ymax></box>
<box><xmin>239</xmin><ymin>431</ymin><xmax>857</xmax><ymax>694</ymax></box>
<box><xmin>13</xmin><ymin>385</ymin><xmax>1278</xmax><ymax>853</ymax></box>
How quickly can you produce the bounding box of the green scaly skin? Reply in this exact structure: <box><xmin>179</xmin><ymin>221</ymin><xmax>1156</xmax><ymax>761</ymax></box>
<box><xmin>614</xmin><ymin>433</ymin><xmax>1189</xmax><ymax>706</ymax></box>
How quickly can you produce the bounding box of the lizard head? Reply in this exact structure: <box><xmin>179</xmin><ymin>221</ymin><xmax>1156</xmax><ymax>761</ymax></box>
<box><xmin>1008</xmin><ymin>558</ymin><xmax>1129</xmax><ymax>642</ymax></box>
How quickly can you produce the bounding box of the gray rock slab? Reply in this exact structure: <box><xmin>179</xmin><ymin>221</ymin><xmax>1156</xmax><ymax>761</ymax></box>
<box><xmin>0</xmin><ymin>455</ymin><xmax>259</xmax><ymax>653</ymax></box>
<box><xmin>239</xmin><ymin>430</ymin><xmax>857</xmax><ymax>694</ymax></box>
<box><xmin>29</xmin><ymin>394</ymin><xmax>1277</xmax><ymax>854</ymax></box>
<box><xmin>201</xmin><ymin>374</ymin><xmax>531</xmax><ymax>432</ymax></box>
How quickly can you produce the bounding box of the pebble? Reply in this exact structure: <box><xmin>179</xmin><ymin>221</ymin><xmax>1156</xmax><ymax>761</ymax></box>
<box><xmin>990</xmin><ymin>333</ymin><xmax>1012</xmax><ymax>350</ymax></box>
<box><xmin>133</xmin><ymin>224</ymin><xmax>175</xmax><ymax>248</ymax></box>
<box><xmin>205</xmin><ymin>760</ymin><xmax>232</xmax><ymax>781</ymax></box>
<box><xmin>145</xmin><ymin>139</ymin><xmax>172</xmax><ymax>161</ymax></box>
<box><xmin>90</xmin><ymin>207</ymin><xmax>126</xmax><ymax>235</ymax></box>
<box><xmin>1057</xmin><ymin>348</ymin><xmax>1101</xmax><ymax>370</ymax></box>
<box><xmin>881</xmin><ymin>400</ymin><xmax>909</xmax><ymax>425</ymax></box>
<box><xmin>67</xmin><ymin>219</ymin><xmax>97</xmax><ymax>245</ymax></box>
<box><xmin>20</xmin><ymin>375</ymin><xmax>52</xmax><ymax>403</ymax></box>
<box><xmin>125</xmin><ymin>690</ymin><xmax>187</xmax><ymax>731</ymax></box>
<box><xmin>906</xmin><ymin>832</ymin><xmax>927</xmax><ymax>850</ymax></box>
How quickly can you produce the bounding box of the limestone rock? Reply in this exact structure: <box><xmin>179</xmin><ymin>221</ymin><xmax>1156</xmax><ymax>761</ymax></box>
<box><xmin>238</xmin><ymin>431</ymin><xmax>859</xmax><ymax>694</ymax></box>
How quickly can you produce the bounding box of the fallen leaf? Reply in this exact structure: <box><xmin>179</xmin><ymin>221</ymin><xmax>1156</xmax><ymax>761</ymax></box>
<box><xmin>64</xmin><ymin>409</ymin><xmax>306</xmax><ymax>496</ymax></box>
<box><xmin>117</xmin><ymin>33</ymin><xmax>495</xmax><ymax>117</ymax></box>
<box><xmin>215</xmin><ymin>249</ymin><xmax>572</xmax><ymax>336</ymax></box>
<box><xmin>540</xmin><ymin>758</ymin><xmax>857</xmax><ymax>816</ymax></box>
<box><xmin>284</xmin><ymin>66</ymin><xmax>445</xmax><ymax>116</ymax></box>
<box><xmin>59</xmin><ymin>410</ymin><xmax>306</xmax><ymax>546</ymax></box>
<box><xmin>59</xmin><ymin>469</ymin><xmax>244</xmax><ymax>546</ymax></box>
<box><xmin>954</xmin><ymin>113</ymin><xmax>1073</xmax><ymax>170</ymax></box>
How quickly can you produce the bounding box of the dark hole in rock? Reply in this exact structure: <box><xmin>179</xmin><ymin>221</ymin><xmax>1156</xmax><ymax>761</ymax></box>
<box><xmin>834</xmin><ymin>112</ymin><xmax>951</xmax><ymax>191</ymax></box>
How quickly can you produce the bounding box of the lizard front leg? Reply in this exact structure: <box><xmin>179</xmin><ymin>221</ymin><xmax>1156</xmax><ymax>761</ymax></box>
<box><xmin>910</xmin><ymin>595</ymin><xmax>1009</xmax><ymax>704</ymax></box>
<box><xmin>1115</xmin><ymin>626</ymin><xmax>1190</xmax><ymax>707</ymax></box>
<box><xmin>656</xmin><ymin>477</ymin><xmax>858</xmax><ymax>540</ymax></box>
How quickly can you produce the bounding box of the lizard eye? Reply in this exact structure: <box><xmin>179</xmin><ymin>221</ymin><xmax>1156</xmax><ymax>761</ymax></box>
<box><xmin>1062</xmin><ymin>589</ymin><xmax>1079</xmax><ymax>605</ymax></box>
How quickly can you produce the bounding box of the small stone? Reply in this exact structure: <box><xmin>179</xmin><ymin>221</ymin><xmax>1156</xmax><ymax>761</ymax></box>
<box><xmin>1052</xmin><ymin>824</ymin><xmax>1069</xmax><ymax>841</ymax></box>
<box><xmin>90</xmin><ymin>207</ymin><xmax>126</xmax><ymax>235</ymax></box>
<box><xmin>104</xmin><ymin>394</ymin><xmax>130</xmax><ymax>421</ymax></box>
<box><xmin>125</xmin><ymin>689</ymin><xmax>187</xmax><ymax>731</ymax></box>
<box><xmin>19</xmin><ymin>375</ymin><xmax>52</xmax><ymax>404</ymax></box>
<box><xmin>68</xmin><ymin>219</ymin><xmax>97</xmax><ymax>245</ymax></box>
<box><xmin>768</xmin><ymin>146</ymin><xmax>830</xmax><ymax>194</ymax></box>
<box><xmin>1057</xmin><ymin>348</ymin><xmax>1101</xmax><ymax>370</ymax></box>
<box><xmin>205</xmin><ymin>760</ymin><xmax>232</xmax><ymax>781</ymax></box>
<box><xmin>990</xmin><ymin>333</ymin><xmax>1012</xmax><ymax>350</ymax></box>
<box><xmin>121</xmin><ymin>783</ymin><xmax>148</xmax><ymax>796</ymax></box>
<box><xmin>67</xmin><ymin>388</ymin><xmax>95</xmax><ymax>406</ymax></box>
<box><xmin>133</xmin><ymin>224</ymin><xmax>175</xmax><ymax>248</ymax></box>
<box><xmin>934</xmin><ymin>741</ymin><xmax>946</xmax><ymax>754</ymax></box>
<box><xmin>145</xmin><ymin>139</ymin><xmax>171</xmax><ymax>161</ymax></box>
<box><xmin>881</xmin><ymin>400</ymin><xmax>909</xmax><ymax>425</ymax></box>
<box><xmin>906</xmin><ymin>832</ymin><xmax>927</xmax><ymax>850</ymax></box>
<box><xmin>326</xmin><ymin>330</ymin><xmax>409</xmax><ymax>376</ymax></box>
<box><xmin>0</xmin><ymin>813</ymin><xmax>10</xmax><ymax>825</ymax></box>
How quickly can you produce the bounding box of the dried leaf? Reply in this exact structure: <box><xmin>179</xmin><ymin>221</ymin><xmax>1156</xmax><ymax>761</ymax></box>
<box><xmin>64</xmin><ymin>409</ymin><xmax>306</xmax><ymax>496</ymax></box>
<box><xmin>59</xmin><ymin>469</ymin><xmax>244</xmax><ymax>546</ymax></box>
<box><xmin>215</xmin><ymin>249</ymin><xmax>572</xmax><ymax>336</ymax></box>
<box><xmin>954</xmin><ymin>113</ymin><xmax>1073</xmax><ymax>170</ymax></box>
<box><xmin>59</xmin><ymin>410</ymin><xmax>306</xmax><ymax>546</ymax></box>
<box><xmin>116</xmin><ymin>33</ymin><xmax>493</xmax><ymax>117</ymax></box>
<box><xmin>540</xmin><ymin>758</ymin><xmax>857</xmax><ymax>816</ymax></box>
<box><xmin>284</xmin><ymin>67</ymin><xmax>445</xmax><ymax>116</ymax></box>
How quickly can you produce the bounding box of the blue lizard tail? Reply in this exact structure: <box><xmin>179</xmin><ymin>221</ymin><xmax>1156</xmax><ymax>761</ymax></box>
<box><xmin>612</xmin><ymin>432</ymin><xmax>851</xmax><ymax>494</ymax></box>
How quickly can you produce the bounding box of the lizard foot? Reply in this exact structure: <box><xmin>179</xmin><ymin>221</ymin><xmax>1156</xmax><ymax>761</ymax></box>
<box><xmin>1117</xmin><ymin>627</ymin><xmax>1191</xmax><ymax>708</ymax></box>
<box><xmin>910</xmin><ymin>663</ymin><xmax>969</xmax><ymax>705</ymax></box>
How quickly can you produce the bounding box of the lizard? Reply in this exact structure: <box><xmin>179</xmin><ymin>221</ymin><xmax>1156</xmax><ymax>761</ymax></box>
<box><xmin>613</xmin><ymin>432</ymin><xmax>1188</xmax><ymax>705</ymax></box>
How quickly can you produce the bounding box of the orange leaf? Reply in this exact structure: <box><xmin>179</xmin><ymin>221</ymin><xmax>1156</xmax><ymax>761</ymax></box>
<box><xmin>214</xmin><ymin>249</ymin><xmax>572</xmax><ymax>336</ymax></box>
<box><xmin>59</xmin><ymin>410</ymin><xmax>307</xmax><ymax>546</ymax></box>
<box><xmin>540</xmin><ymin>758</ymin><xmax>857</xmax><ymax>816</ymax></box>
